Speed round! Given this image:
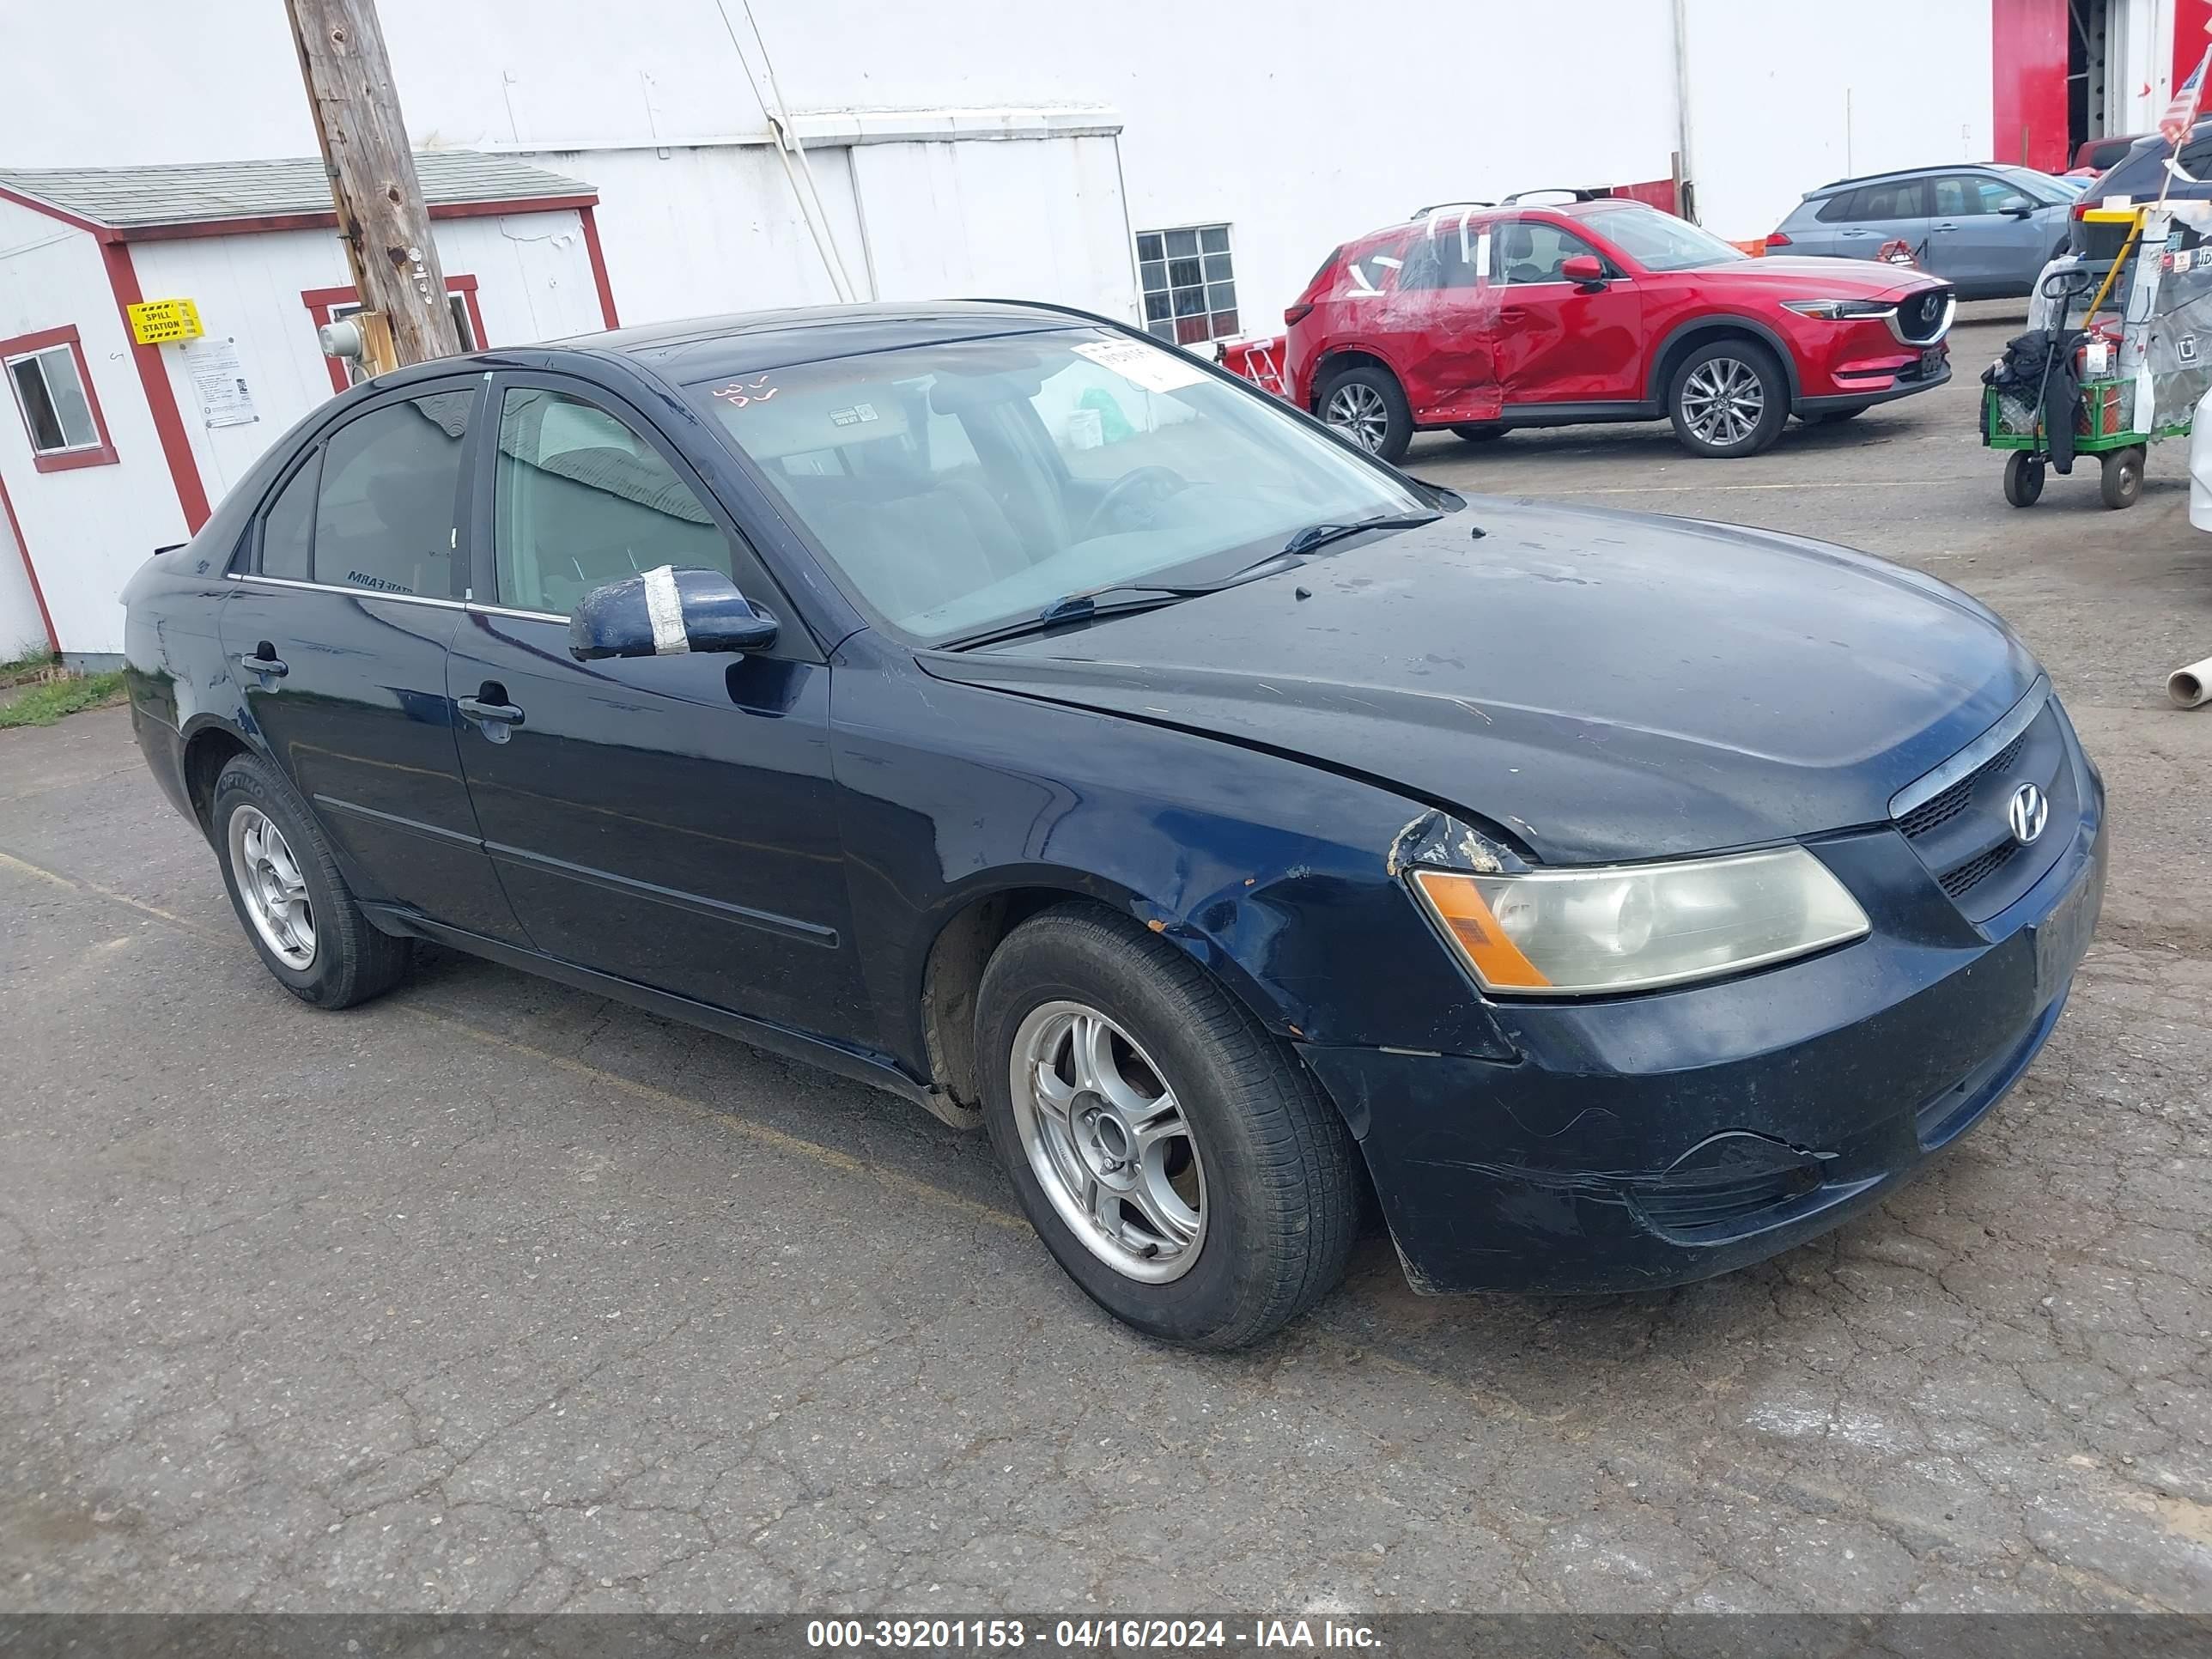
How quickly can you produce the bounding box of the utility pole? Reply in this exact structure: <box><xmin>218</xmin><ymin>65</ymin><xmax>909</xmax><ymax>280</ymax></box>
<box><xmin>283</xmin><ymin>0</ymin><xmax>461</xmax><ymax>375</ymax></box>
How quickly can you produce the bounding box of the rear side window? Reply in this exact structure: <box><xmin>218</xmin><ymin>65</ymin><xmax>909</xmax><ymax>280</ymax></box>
<box><xmin>312</xmin><ymin>390</ymin><xmax>473</xmax><ymax>599</ymax></box>
<box><xmin>258</xmin><ymin>452</ymin><xmax>321</xmax><ymax>581</ymax></box>
<box><xmin>2093</xmin><ymin>137</ymin><xmax>2212</xmax><ymax>198</ymax></box>
<box><xmin>1834</xmin><ymin>179</ymin><xmax>1929</xmax><ymax>220</ymax></box>
<box><xmin>1813</xmin><ymin>192</ymin><xmax>1856</xmax><ymax>222</ymax></box>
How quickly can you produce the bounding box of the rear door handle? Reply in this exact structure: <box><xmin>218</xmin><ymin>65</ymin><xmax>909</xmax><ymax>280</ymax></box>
<box><xmin>1499</xmin><ymin>307</ymin><xmax>1529</xmax><ymax>323</ymax></box>
<box><xmin>1931</xmin><ymin>221</ymin><xmax>1959</xmax><ymax>231</ymax></box>
<box><xmin>239</xmin><ymin>642</ymin><xmax>287</xmax><ymax>678</ymax></box>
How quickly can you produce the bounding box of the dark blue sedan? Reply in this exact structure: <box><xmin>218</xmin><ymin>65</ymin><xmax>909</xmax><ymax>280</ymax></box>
<box><xmin>121</xmin><ymin>301</ymin><xmax>2106</xmax><ymax>1348</ymax></box>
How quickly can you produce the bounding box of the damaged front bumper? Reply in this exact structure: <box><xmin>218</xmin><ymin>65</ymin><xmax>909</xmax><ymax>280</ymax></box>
<box><xmin>1301</xmin><ymin>801</ymin><xmax>2107</xmax><ymax>1297</ymax></box>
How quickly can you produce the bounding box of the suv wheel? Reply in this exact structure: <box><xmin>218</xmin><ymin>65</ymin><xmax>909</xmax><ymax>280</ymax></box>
<box><xmin>975</xmin><ymin>903</ymin><xmax>1361</xmax><ymax>1350</ymax></box>
<box><xmin>1667</xmin><ymin>339</ymin><xmax>1788</xmax><ymax>458</ymax></box>
<box><xmin>1320</xmin><ymin>365</ymin><xmax>1413</xmax><ymax>463</ymax></box>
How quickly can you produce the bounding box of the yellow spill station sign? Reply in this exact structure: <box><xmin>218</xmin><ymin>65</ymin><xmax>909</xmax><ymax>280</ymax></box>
<box><xmin>128</xmin><ymin>299</ymin><xmax>204</xmax><ymax>346</ymax></box>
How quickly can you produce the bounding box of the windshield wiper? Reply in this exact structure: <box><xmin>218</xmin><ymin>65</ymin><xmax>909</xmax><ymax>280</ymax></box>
<box><xmin>1280</xmin><ymin>512</ymin><xmax>1443</xmax><ymax>556</ymax></box>
<box><xmin>942</xmin><ymin>551</ymin><xmax>1307</xmax><ymax>650</ymax></box>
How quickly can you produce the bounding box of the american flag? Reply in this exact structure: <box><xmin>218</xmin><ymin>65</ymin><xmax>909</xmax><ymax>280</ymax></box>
<box><xmin>2164</xmin><ymin>32</ymin><xmax>2212</xmax><ymax>145</ymax></box>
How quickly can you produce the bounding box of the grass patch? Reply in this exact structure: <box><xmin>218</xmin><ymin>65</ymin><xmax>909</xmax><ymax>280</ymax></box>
<box><xmin>0</xmin><ymin>670</ymin><xmax>126</xmax><ymax>729</ymax></box>
<box><xmin>0</xmin><ymin>646</ymin><xmax>57</xmax><ymax>685</ymax></box>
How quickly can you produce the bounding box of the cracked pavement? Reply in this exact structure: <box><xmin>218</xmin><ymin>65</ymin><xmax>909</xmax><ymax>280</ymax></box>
<box><xmin>2</xmin><ymin>314</ymin><xmax>2209</xmax><ymax>1613</ymax></box>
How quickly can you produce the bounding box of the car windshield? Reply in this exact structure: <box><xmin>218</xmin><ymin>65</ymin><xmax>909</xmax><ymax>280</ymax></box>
<box><xmin>1578</xmin><ymin>204</ymin><xmax>1749</xmax><ymax>271</ymax></box>
<box><xmin>692</xmin><ymin>326</ymin><xmax>1425</xmax><ymax>645</ymax></box>
<box><xmin>2000</xmin><ymin>166</ymin><xmax>2080</xmax><ymax>204</ymax></box>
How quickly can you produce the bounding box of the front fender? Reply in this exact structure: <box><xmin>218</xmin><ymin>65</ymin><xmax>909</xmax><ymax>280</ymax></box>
<box><xmin>831</xmin><ymin>641</ymin><xmax>1517</xmax><ymax>1082</ymax></box>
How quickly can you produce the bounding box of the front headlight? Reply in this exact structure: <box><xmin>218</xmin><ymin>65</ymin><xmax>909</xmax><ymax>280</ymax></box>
<box><xmin>1411</xmin><ymin>847</ymin><xmax>1869</xmax><ymax>997</ymax></box>
<box><xmin>1780</xmin><ymin>298</ymin><xmax>1898</xmax><ymax>321</ymax></box>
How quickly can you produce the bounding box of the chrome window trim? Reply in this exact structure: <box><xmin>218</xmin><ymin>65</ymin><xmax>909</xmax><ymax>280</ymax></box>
<box><xmin>468</xmin><ymin>602</ymin><xmax>568</xmax><ymax>624</ymax></box>
<box><xmin>1888</xmin><ymin>675</ymin><xmax>2051</xmax><ymax>820</ymax></box>
<box><xmin>226</xmin><ymin>572</ymin><xmax>468</xmax><ymax>610</ymax></box>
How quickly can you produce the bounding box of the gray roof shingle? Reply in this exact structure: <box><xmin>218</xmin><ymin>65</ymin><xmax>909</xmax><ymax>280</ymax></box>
<box><xmin>0</xmin><ymin>151</ymin><xmax>593</xmax><ymax>231</ymax></box>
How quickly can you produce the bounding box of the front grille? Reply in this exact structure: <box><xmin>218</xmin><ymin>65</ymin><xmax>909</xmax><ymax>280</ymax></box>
<box><xmin>1895</xmin><ymin>287</ymin><xmax>1954</xmax><ymax>346</ymax></box>
<box><xmin>1893</xmin><ymin>696</ymin><xmax>2075</xmax><ymax>922</ymax></box>
<box><xmin>1899</xmin><ymin>732</ymin><xmax>2026</xmax><ymax>841</ymax></box>
<box><xmin>1940</xmin><ymin>840</ymin><xmax>2019</xmax><ymax>899</ymax></box>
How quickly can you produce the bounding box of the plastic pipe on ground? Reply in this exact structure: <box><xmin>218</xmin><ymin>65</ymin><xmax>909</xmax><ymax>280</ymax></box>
<box><xmin>2171</xmin><ymin>656</ymin><xmax>2212</xmax><ymax>708</ymax></box>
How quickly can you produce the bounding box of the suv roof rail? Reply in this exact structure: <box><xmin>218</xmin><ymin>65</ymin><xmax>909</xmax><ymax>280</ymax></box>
<box><xmin>1501</xmin><ymin>185</ymin><xmax>1611</xmax><ymax>204</ymax></box>
<box><xmin>1409</xmin><ymin>198</ymin><xmax>1496</xmax><ymax>217</ymax></box>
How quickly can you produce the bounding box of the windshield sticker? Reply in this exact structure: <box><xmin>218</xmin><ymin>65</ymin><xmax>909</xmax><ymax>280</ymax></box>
<box><xmin>829</xmin><ymin>403</ymin><xmax>880</xmax><ymax>428</ymax></box>
<box><xmin>711</xmin><ymin>375</ymin><xmax>779</xmax><ymax>408</ymax></box>
<box><xmin>1073</xmin><ymin>339</ymin><xmax>1207</xmax><ymax>393</ymax></box>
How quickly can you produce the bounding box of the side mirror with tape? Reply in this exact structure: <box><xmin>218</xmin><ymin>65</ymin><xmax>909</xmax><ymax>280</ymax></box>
<box><xmin>568</xmin><ymin>566</ymin><xmax>779</xmax><ymax>661</ymax></box>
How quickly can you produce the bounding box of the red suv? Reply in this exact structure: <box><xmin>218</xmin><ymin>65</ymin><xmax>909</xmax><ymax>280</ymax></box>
<box><xmin>1280</xmin><ymin>200</ymin><xmax>1954</xmax><ymax>461</ymax></box>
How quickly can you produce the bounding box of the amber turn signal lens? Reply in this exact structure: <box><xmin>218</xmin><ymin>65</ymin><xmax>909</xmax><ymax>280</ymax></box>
<box><xmin>1410</xmin><ymin>869</ymin><xmax>1551</xmax><ymax>990</ymax></box>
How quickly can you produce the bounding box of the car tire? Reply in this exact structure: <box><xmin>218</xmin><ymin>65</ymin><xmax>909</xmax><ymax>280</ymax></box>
<box><xmin>1451</xmin><ymin>423</ymin><xmax>1509</xmax><ymax>444</ymax></box>
<box><xmin>211</xmin><ymin>751</ymin><xmax>411</xmax><ymax>1009</ymax></box>
<box><xmin>1666</xmin><ymin>339</ymin><xmax>1789</xmax><ymax>458</ymax></box>
<box><xmin>975</xmin><ymin>902</ymin><xmax>1361</xmax><ymax>1350</ymax></box>
<box><xmin>1800</xmin><ymin>406</ymin><xmax>1867</xmax><ymax>425</ymax></box>
<box><xmin>1319</xmin><ymin>365</ymin><xmax>1413</xmax><ymax>463</ymax></box>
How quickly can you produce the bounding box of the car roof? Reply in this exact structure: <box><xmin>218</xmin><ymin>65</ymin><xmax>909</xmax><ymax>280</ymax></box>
<box><xmin>403</xmin><ymin>300</ymin><xmax>1103</xmax><ymax>388</ymax></box>
<box><xmin>1349</xmin><ymin>195</ymin><xmax>1652</xmax><ymax>250</ymax></box>
<box><xmin>1808</xmin><ymin>161</ymin><xmax>2032</xmax><ymax>195</ymax></box>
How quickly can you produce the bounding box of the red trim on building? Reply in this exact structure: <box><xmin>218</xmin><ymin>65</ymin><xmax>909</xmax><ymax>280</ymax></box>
<box><xmin>99</xmin><ymin>242</ymin><xmax>212</xmax><ymax>532</ymax></box>
<box><xmin>2179</xmin><ymin>0</ymin><xmax>2212</xmax><ymax>94</ymax></box>
<box><xmin>301</xmin><ymin>274</ymin><xmax>487</xmax><ymax>396</ymax></box>
<box><xmin>0</xmin><ymin>185</ymin><xmax>598</xmax><ymax>244</ymax></box>
<box><xmin>580</xmin><ymin>205</ymin><xmax>621</xmax><ymax>330</ymax></box>
<box><xmin>1991</xmin><ymin>0</ymin><xmax>2069</xmax><ymax>172</ymax></box>
<box><xmin>0</xmin><ymin>466</ymin><xmax>60</xmax><ymax>657</ymax></box>
<box><xmin>0</xmin><ymin>325</ymin><xmax>122</xmax><ymax>472</ymax></box>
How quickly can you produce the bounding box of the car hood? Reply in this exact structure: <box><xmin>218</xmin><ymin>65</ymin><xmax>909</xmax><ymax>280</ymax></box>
<box><xmin>1714</xmin><ymin>255</ymin><xmax>1948</xmax><ymax>298</ymax></box>
<box><xmin>916</xmin><ymin>501</ymin><xmax>2040</xmax><ymax>865</ymax></box>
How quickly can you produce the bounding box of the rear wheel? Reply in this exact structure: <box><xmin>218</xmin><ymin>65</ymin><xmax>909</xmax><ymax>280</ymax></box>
<box><xmin>1667</xmin><ymin>339</ymin><xmax>1789</xmax><ymax>458</ymax></box>
<box><xmin>2003</xmin><ymin>451</ymin><xmax>2046</xmax><ymax>507</ymax></box>
<box><xmin>2100</xmin><ymin>445</ymin><xmax>2144</xmax><ymax>509</ymax></box>
<box><xmin>1450</xmin><ymin>423</ymin><xmax>1509</xmax><ymax>444</ymax></box>
<box><xmin>1319</xmin><ymin>365</ymin><xmax>1413</xmax><ymax>464</ymax></box>
<box><xmin>976</xmin><ymin>903</ymin><xmax>1360</xmax><ymax>1350</ymax></box>
<box><xmin>212</xmin><ymin>753</ymin><xmax>410</xmax><ymax>1008</ymax></box>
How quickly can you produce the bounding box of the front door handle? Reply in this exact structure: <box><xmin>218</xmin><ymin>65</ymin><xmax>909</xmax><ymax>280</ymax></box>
<box><xmin>1499</xmin><ymin>307</ymin><xmax>1529</xmax><ymax>324</ymax></box>
<box><xmin>457</xmin><ymin>696</ymin><xmax>526</xmax><ymax>726</ymax></box>
<box><xmin>240</xmin><ymin>641</ymin><xmax>287</xmax><ymax>678</ymax></box>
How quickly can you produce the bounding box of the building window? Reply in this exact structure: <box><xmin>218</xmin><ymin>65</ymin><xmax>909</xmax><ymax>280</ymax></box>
<box><xmin>1</xmin><ymin>326</ymin><xmax>118</xmax><ymax>472</ymax></box>
<box><xmin>300</xmin><ymin>278</ymin><xmax>486</xmax><ymax>396</ymax></box>
<box><xmin>1136</xmin><ymin>225</ymin><xmax>1237</xmax><ymax>346</ymax></box>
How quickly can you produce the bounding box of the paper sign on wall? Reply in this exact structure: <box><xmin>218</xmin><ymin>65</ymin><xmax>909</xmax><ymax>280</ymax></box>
<box><xmin>128</xmin><ymin>298</ymin><xmax>204</xmax><ymax>345</ymax></box>
<box><xmin>181</xmin><ymin>336</ymin><xmax>258</xmax><ymax>428</ymax></box>
<box><xmin>1073</xmin><ymin>338</ymin><xmax>1207</xmax><ymax>393</ymax></box>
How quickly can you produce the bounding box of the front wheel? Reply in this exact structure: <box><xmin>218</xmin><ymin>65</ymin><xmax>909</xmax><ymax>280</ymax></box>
<box><xmin>1667</xmin><ymin>340</ymin><xmax>1789</xmax><ymax>458</ymax></box>
<box><xmin>2100</xmin><ymin>445</ymin><xmax>2144</xmax><ymax>509</ymax></box>
<box><xmin>2003</xmin><ymin>450</ymin><xmax>2046</xmax><ymax>507</ymax></box>
<box><xmin>976</xmin><ymin>904</ymin><xmax>1360</xmax><ymax>1350</ymax></box>
<box><xmin>1319</xmin><ymin>365</ymin><xmax>1413</xmax><ymax>464</ymax></box>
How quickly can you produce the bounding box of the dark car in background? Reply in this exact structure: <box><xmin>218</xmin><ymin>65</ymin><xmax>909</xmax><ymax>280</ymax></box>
<box><xmin>122</xmin><ymin>301</ymin><xmax>2104</xmax><ymax>1348</ymax></box>
<box><xmin>2068</xmin><ymin>121</ymin><xmax>2212</xmax><ymax>270</ymax></box>
<box><xmin>1769</xmin><ymin>164</ymin><xmax>2081</xmax><ymax>296</ymax></box>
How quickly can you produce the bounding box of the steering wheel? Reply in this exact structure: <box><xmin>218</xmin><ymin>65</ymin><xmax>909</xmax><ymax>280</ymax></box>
<box><xmin>1078</xmin><ymin>465</ymin><xmax>1193</xmax><ymax>541</ymax></box>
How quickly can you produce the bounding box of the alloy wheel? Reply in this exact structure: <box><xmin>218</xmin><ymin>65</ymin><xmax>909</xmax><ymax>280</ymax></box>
<box><xmin>228</xmin><ymin>805</ymin><xmax>316</xmax><ymax>969</ymax></box>
<box><xmin>1324</xmin><ymin>382</ymin><xmax>1390</xmax><ymax>453</ymax></box>
<box><xmin>1680</xmin><ymin>356</ymin><xmax>1766</xmax><ymax>448</ymax></box>
<box><xmin>1009</xmin><ymin>1000</ymin><xmax>1207</xmax><ymax>1283</ymax></box>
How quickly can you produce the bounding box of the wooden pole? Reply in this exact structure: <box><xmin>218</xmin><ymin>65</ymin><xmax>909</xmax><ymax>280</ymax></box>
<box><xmin>283</xmin><ymin>0</ymin><xmax>460</xmax><ymax>374</ymax></box>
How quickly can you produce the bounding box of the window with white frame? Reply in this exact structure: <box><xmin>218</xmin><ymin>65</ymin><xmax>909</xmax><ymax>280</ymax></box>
<box><xmin>6</xmin><ymin>342</ymin><xmax>100</xmax><ymax>457</ymax></box>
<box><xmin>327</xmin><ymin>294</ymin><xmax>479</xmax><ymax>386</ymax></box>
<box><xmin>1136</xmin><ymin>225</ymin><xmax>1238</xmax><ymax>346</ymax></box>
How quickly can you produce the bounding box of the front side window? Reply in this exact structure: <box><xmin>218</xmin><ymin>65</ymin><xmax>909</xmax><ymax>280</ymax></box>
<box><xmin>4</xmin><ymin>332</ymin><xmax>111</xmax><ymax>466</ymax></box>
<box><xmin>1491</xmin><ymin>219</ymin><xmax>1605</xmax><ymax>285</ymax></box>
<box><xmin>494</xmin><ymin>387</ymin><xmax>732</xmax><ymax>617</ymax></box>
<box><xmin>313</xmin><ymin>391</ymin><xmax>473</xmax><ymax>598</ymax></box>
<box><xmin>1577</xmin><ymin>204</ymin><xmax>1750</xmax><ymax>271</ymax></box>
<box><xmin>695</xmin><ymin>326</ymin><xmax>1425</xmax><ymax>644</ymax></box>
<box><xmin>1136</xmin><ymin>224</ymin><xmax>1237</xmax><ymax>344</ymax></box>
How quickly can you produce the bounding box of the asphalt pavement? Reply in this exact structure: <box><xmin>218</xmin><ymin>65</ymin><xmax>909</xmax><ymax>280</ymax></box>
<box><xmin>3</xmin><ymin>315</ymin><xmax>2209</xmax><ymax>1615</ymax></box>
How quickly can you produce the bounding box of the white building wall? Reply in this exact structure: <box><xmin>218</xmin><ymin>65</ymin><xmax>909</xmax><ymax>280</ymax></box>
<box><xmin>0</xmin><ymin>199</ymin><xmax>190</xmax><ymax>660</ymax></box>
<box><xmin>1683</xmin><ymin>0</ymin><xmax>1997</xmax><ymax>241</ymax></box>
<box><xmin>127</xmin><ymin>209</ymin><xmax>605</xmax><ymax>505</ymax></box>
<box><xmin>0</xmin><ymin>489</ymin><xmax>45</xmax><ymax>660</ymax></box>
